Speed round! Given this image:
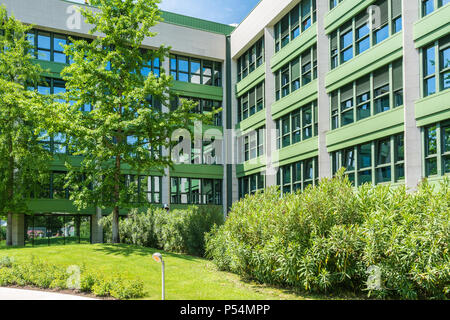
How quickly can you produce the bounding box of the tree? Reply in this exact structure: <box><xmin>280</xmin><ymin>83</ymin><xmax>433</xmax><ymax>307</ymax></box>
<box><xmin>60</xmin><ymin>0</ymin><xmax>211</xmax><ymax>243</ymax></box>
<box><xmin>0</xmin><ymin>5</ymin><xmax>52</xmax><ymax>246</ymax></box>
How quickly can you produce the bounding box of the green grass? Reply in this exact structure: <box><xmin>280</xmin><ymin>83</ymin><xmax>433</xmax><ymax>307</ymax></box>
<box><xmin>0</xmin><ymin>243</ymin><xmax>346</xmax><ymax>300</ymax></box>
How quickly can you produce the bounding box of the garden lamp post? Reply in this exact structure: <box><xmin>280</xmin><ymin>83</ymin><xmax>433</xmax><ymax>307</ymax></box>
<box><xmin>152</xmin><ymin>252</ymin><xmax>165</xmax><ymax>300</ymax></box>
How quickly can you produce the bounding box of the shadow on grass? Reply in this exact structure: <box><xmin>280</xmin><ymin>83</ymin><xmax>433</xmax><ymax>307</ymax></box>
<box><xmin>92</xmin><ymin>243</ymin><xmax>199</xmax><ymax>261</ymax></box>
<box><xmin>236</xmin><ymin>276</ymin><xmax>368</xmax><ymax>300</ymax></box>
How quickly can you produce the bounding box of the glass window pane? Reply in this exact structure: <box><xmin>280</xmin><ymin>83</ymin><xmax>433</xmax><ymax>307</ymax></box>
<box><xmin>374</xmin><ymin>25</ymin><xmax>389</xmax><ymax>44</ymax></box>
<box><xmin>37</xmin><ymin>32</ymin><xmax>50</xmax><ymax>49</ymax></box>
<box><xmin>178</xmin><ymin>57</ymin><xmax>189</xmax><ymax>73</ymax></box>
<box><xmin>377</xmin><ymin>139</ymin><xmax>391</xmax><ymax>165</ymax></box>
<box><xmin>359</xmin><ymin>143</ymin><xmax>372</xmax><ymax>168</ymax></box>
<box><xmin>376</xmin><ymin>167</ymin><xmax>391</xmax><ymax>183</ymax></box>
<box><xmin>425</xmin><ymin>46</ymin><xmax>436</xmax><ymax>76</ymax></box>
<box><xmin>426</xmin><ymin>125</ymin><xmax>437</xmax><ymax>155</ymax></box>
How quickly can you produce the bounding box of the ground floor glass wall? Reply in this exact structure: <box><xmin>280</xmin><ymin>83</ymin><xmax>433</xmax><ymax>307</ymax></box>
<box><xmin>24</xmin><ymin>215</ymin><xmax>91</xmax><ymax>247</ymax></box>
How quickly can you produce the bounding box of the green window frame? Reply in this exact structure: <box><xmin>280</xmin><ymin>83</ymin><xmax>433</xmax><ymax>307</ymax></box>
<box><xmin>331</xmin><ymin>133</ymin><xmax>405</xmax><ymax>185</ymax></box>
<box><xmin>276</xmin><ymin>101</ymin><xmax>318</xmax><ymax>149</ymax></box>
<box><xmin>421</xmin><ymin>0</ymin><xmax>450</xmax><ymax>17</ymax></box>
<box><xmin>238</xmin><ymin>173</ymin><xmax>265</xmax><ymax>199</ymax></box>
<box><xmin>30</xmin><ymin>78</ymin><xmax>72</xmax><ymax>155</ymax></box>
<box><xmin>330</xmin><ymin>0</ymin><xmax>345</xmax><ymax>10</ymax></box>
<box><xmin>421</xmin><ymin>35</ymin><xmax>450</xmax><ymax>97</ymax></box>
<box><xmin>276</xmin><ymin>157</ymin><xmax>319</xmax><ymax>193</ymax></box>
<box><xmin>275</xmin><ymin>45</ymin><xmax>317</xmax><ymax>101</ymax></box>
<box><xmin>172</xmin><ymin>96</ymin><xmax>222</xmax><ymax>126</ymax></box>
<box><xmin>124</xmin><ymin>175</ymin><xmax>162</xmax><ymax>204</ymax></box>
<box><xmin>330</xmin><ymin>0</ymin><xmax>402</xmax><ymax>70</ymax></box>
<box><xmin>274</xmin><ymin>0</ymin><xmax>317</xmax><ymax>52</ymax></box>
<box><xmin>27</xmin><ymin>29</ymin><xmax>69</xmax><ymax>64</ymax></box>
<box><xmin>330</xmin><ymin>59</ymin><xmax>403</xmax><ymax>130</ymax></box>
<box><xmin>238</xmin><ymin>81</ymin><xmax>265</xmax><ymax>122</ymax></box>
<box><xmin>423</xmin><ymin>121</ymin><xmax>450</xmax><ymax>177</ymax></box>
<box><xmin>241</xmin><ymin>126</ymin><xmax>265</xmax><ymax>162</ymax></box>
<box><xmin>171</xmin><ymin>177</ymin><xmax>222</xmax><ymax>205</ymax></box>
<box><xmin>170</xmin><ymin>55</ymin><xmax>222</xmax><ymax>87</ymax></box>
<box><xmin>237</xmin><ymin>36</ymin><xmax>264</xmax><ymax>82</ymax></box>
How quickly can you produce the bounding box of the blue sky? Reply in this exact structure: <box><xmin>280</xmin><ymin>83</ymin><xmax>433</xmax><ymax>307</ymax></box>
<box><xmin>70</xmin><ymin>0</ymin><xmax>260</xmax><ymax>26</ymax></box>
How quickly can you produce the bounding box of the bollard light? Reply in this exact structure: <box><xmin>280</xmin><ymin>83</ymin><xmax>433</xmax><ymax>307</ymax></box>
<box><xmin>152</xmin><ymin>252</ymin><xmax>165</xmax><ymax>300</ymax></box>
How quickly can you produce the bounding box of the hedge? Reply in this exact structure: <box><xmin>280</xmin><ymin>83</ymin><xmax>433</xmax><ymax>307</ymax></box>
<box><xmin>205</xmin><ymin>172</ymin><xmax>450</xmax><ymax>299</ymax></box>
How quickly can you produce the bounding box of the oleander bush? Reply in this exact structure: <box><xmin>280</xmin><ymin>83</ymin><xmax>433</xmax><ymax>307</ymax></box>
<box><xmin>101</xmin><ymin>205</ymin><xmax>224</xmax><ymax>257</ymax></box>
<box><xmin>205</xmin><ymin>172</ymin><xmax>450</xmax><ymax>300</ymax></box>
<box><xmin>0</xmin><ymin>256</ymin><xmax>145</xmax><ymax>299</ymax></box>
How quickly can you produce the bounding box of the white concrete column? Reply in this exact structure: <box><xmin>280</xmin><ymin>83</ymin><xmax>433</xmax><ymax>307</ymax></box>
<box><xmin>91</xmin><ymin>208</ymin><xmax>103</xmax><ymax>243</ymax></box>
<box><xmin>224</xmin><ymin>35</ymin><xmax>238</xmax><ymax>214</ymax></box>
<box><xmin>11</xmin><ymin>214</ymin><xmax>24</xmax><ymax>247</ymax></box>
<box><xmin>228</xmin><ymin>41</ymin><xmax>239</xmax><ymax>208</ymax></box>
<box><xmin>162</xmin><ymin>57</ymin><xmax>171</xmax><ymax>206</ymax></box>
<box><xmin>317</xmin><ymin>0</ymin><xmax>331</xmax><ymax>179</ymax></box>
<box><xmin>402</xmin><ymin>0</ymin><xmax>422</xmax><ymax>190</ymax></box>
<box><xmin>264</xmin><ymin>26</ymin><xmax>277</xmax><ymax>186</ymax></box>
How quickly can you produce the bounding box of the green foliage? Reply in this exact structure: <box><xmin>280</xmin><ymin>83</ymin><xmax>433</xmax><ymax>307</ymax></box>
<box><xmin>0</xmin><ymin>5</ymin><xmax>51</xmax><ymax>223</ymax></box>
<box><xmin>0</xmin><ymin>256</ymin><xmax>145</xmax><ymax>299</ymax></box>
<box><xmin>101</xmin><ymin>206</ymin><xmax>224</xmax><ymax>256</ymax></box>
<box><xmin>206</xmin><ymin>173</ymin><xmax>450</xmax><ymax>299</ymax></box>
<box><xmin>55</xmin><ymin>0</ymin><xmax>213</xmax><ymax>244</ymax></box>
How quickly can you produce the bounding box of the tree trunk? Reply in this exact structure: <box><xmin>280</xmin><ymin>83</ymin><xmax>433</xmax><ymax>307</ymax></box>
<box><xmin>6</xmin><ymin>212</ymin><xmax>12</xmax><ymax>246</ymax></box>
<box><xmin>112</xmin><ymin>206</ymin><xmax>120</xmax><ymax>243</ymax></box>
<box><xmin>112</xmin><ymin>142</ymin><xmax>121</xmax><ymax>243</ymax></box>
<box><xmin>6</xmin><ymin>137</ymin><xmax>14</xmax><ymax>246</ymax></box>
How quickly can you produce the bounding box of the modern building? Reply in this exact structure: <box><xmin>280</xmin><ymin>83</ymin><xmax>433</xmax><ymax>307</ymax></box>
<box><xmin>2</xmin><ymin>0</ymin><xmax>449</xmax><ymax>246</ymax></box>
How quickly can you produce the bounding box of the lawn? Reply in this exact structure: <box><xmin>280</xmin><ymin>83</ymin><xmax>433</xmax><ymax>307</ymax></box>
<box><xmin>0</xmin><ymin>243</ymin><xmax>337</xmax><ymax>300</ymax></box>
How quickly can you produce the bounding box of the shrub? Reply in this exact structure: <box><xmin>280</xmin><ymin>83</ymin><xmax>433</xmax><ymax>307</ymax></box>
<box><xmin>206</xmin><ymin>172</ymin><xmax>450</xmax><ymax>300</ymax></box>
<box><xmin>0</xmin><ymin>257</ymin><xmax>145</xmax><ymax>299</ymax></box>
<box><xmin>101</xmin><ymin>205</ymin><xmax>224</xmax><ymax>257</ymax></box>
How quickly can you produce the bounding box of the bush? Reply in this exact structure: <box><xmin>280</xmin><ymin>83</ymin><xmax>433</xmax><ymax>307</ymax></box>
<box><xmin>0</xmin><ymin>256</ymin><xmax>145</xmax><ymax>299</ymax></box>
<box><xmin>101</xmin><ymin>206</ymin><xmax>224</xmax><ymax>257</ymax></box>
<box><xmin>205</xmin><ymin>172</ymin><xmax>450</xmax><ymax>300</ymax></box>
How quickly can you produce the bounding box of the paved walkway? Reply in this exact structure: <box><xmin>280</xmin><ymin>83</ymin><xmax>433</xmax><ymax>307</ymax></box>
<box><xmin>0</xmin><ymin>287</ymin><xmax>97</xmax><ymax>300</ymax></box>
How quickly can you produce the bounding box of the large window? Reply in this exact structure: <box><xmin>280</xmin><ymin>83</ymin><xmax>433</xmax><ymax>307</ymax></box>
<box><xmin>237</xmin><ymin>37</ymin><xmax>264</xmax><ymax>82</ymax></box>
<box><xmin>330</xmin><ymin>0</ymin><xmax>402</xmax><ymax>69</ymax></box>
<box><xmin>331</xmin><ymin>134</ymin><xmax>405</xmax><ymax>185</ymax></box>
<box><xmin>27</xmin><ymin>29</ymin><xmax>70</xmax><ymax>63</ymax></box>
<box><xmin>141</xmin><ymin>50</ymin><xmax>161</xmax><ymax>78</ymax></box>
<box><xmin>424</xmin><ymin>121</ymin><xmax>450</xmax><ymax>177</ymax></box>
<box><xmin>171</xmin><ymin>178</ymin><xmax>222</xmax><ymax>205</ymax></box>
<box><xmin>274</xmin><ymin>0</ymin><xmax>317</xmax><ymax>52</ymax></box>
<box><xmin>171</xmin><ymin>96</ymin><xmax>222</xmax><ymax>126</ymax></box>
<box><xmin>237</xmin><ymin>82</ymin><xmax>265</xmax><ymax>122</ymax></box>
<box><xmin>25</xmin><ymin>215</ymin><xmax>92</xmax><ymax>247</ymax></box>
<box><xmin>240</xmin><ymin>126</ymin><xmax>265</xmax><ymax>163</ymax></box>
<box><xmin>421</xmin><ymin>0</ymin><xmax>450</xmax><ymax>17</ymax></box>
<box><xmin>330</xmin><ymin>59</ymin><xmax>403</xmax><ymax>129</ymax></box>
<box><xmin>238</xmin><ymin>173</ymin><xmax>265</xmax><ymax>199</ymax></box>
<box><xmin>28</xmin><ymin>78</ymin><xmax>72</xmax><ymax>154</ymax></box>
<box><xmin>275</xmin><ymin>45</ymin><xmax>317</xmax><ymax>100</ymax></box>
<box><xmin>276</xmin><ymin>101</ymin><xmax>318</xmax><ymax>149</ymax></box>
<box><xmin>422</xmin><ymin>35</ymin><xmax>450</xmax><ymax>97</ymax></box>
<box><xmin>330</xmin><ymin>0</ymin><xmax>345</xmax><ymax>10</ymax></box>
<box><xmin>277</xmin><ymin>157</ymin><xmax>319</xmax><ymax>193</ymax></box>
<box><xmin>123</xmin><ymin>175</ymin><xmax>162</xmax><ymax>204</ymax></box>
<box><xmin>170</xmin><ymin>55</ymin><xmax>222</xmax><ymax>87</ymax></box>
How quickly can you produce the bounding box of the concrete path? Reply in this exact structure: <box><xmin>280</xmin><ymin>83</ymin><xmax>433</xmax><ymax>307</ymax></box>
<box><xmin>0</xmin><ymin>287</ymin><xmax>97</xmax><ymax>300</ymax></box>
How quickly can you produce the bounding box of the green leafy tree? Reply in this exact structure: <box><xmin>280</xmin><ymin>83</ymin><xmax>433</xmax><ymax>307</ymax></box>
<box><xmin>60</xmin><ymin>0</ymin><xmax>211</xmax><ymax>243</ymax></box>
<box><xmin>0</xmin><ymin>5</ymin><xmax>52</xmax><ymax>246</ymax></box>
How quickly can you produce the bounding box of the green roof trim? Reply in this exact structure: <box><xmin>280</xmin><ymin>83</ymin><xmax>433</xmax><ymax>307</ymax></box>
<box><xmin>160</xmin><ymin>11</ymin><xmax>235</xmax><ymax>36</ymax></box>
<box><xmin>62</xmin><ymin>1</ymin><xmax>235</xmax><ymax>35</ymax></box>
